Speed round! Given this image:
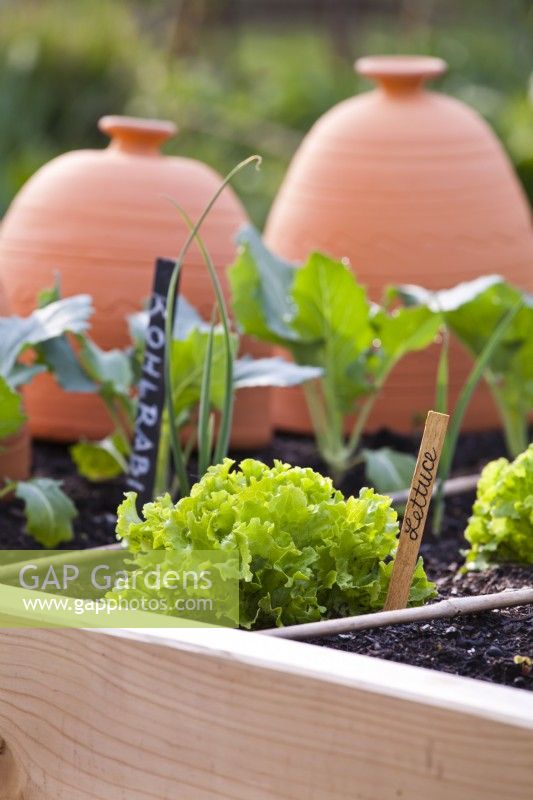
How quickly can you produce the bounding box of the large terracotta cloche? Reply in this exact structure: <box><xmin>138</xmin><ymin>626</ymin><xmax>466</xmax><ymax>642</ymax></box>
<box><xmin>0</xmin><ymin>116</ymin><xmax>271</xmax><ymax>447</ymax></box>
<box><xmin>265</xmin><ymin>56</ymin><xmax>533</xmax><ymax>434</ymax></box>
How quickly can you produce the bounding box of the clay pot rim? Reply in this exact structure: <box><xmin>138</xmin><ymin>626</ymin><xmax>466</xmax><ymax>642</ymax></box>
<box><xmin>356</xmin><ymin>55</ymin><xmax>447</xmax><ymax>90</ymax></box>
<box><xmin>98</xmin><ymin>115</ymin><xmax>178</xmax><ymax>155</ymax></box>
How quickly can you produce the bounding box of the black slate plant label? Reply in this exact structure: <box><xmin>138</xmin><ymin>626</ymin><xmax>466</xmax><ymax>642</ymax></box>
<box><xmin>126</xmin><ymin>257</ymin><xmax>177</xmax><ymax>508</ymax></box>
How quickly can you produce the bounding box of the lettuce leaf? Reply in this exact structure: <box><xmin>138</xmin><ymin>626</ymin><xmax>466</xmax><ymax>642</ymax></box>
<box><xmin>112</xmin><ymin>459</ymin><xmax>435</xmax><ymax>628</ymax></box>
<box><xmin>464</xmin><ymin>444</ymin><xmax>533</xmax><ymax>570</ymax></box>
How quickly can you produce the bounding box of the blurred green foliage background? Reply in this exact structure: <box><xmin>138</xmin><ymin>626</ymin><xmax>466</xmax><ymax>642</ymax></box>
<box><xmin>0</xmin><ymin>0</ymin><xmax>531</xmax><ymax>226</ymax></box>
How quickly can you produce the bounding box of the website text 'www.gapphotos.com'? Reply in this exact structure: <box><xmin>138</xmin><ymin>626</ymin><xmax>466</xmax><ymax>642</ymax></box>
<box><xmin>20</xmin><ymin>594</ymin><xmax>215</xmax><ymax>616</ymax></box>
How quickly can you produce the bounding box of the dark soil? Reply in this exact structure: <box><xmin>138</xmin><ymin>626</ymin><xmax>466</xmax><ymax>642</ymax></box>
<box><xmin>1</xmin><ymin>441</ymin><xmax>124</xmax><ymax>550</ymax></box>
<box><xmin>1</xmin><ymin>428</ymin><xmax>531</xmax><ymax>689</ymax></box>
<box><xmin>308</xmin><ymin>491</ymin><xmax>533</xmax><ymax>691</ymax></box>
<box><xmin>0</xmin><ymin>427</ymin><xmax>508</xmax><ymax>549</ymax></box>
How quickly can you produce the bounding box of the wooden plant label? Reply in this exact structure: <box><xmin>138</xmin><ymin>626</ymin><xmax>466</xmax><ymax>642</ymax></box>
<box><xmin>126</xmin><ymin>257</ymin><xmax>178</xmax><ymax>508</ymax></box>
<box><xmin>384</xmin><ymin>410</ymin><xmax>449</xmax><ymax>611</ymax></box>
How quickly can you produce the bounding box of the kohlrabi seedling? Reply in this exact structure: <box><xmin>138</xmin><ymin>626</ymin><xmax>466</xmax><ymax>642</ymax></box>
<box><xmin>394</xmin><ymin>275</ymin><xmax>533</xmax><ymax>459</ymax></box>
<box><xmin>229</xmin><ymin>226</ymin><xmax>441</xmax><ymax>484</ymax></box>
<box><xmin>0</xmin><ymin>289</ymin><xmax>91</xmax><ymax>546</ymax></box>
<box><xmin>67</xmin><ymin>292</ymin><xmax>321</xmax><ymax>492</ymax></box>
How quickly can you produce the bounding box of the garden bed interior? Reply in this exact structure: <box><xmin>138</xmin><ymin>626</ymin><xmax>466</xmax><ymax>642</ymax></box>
<box><xmin>1</xmin><ymin>427</ymin><xmax>531</xmax><ymax>691</ymax></box>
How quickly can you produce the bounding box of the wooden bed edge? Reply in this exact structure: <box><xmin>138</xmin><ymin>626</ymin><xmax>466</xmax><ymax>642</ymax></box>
<box><xmin>95</xmin><ymin>624</ymin><xmax>533</xmax><ymax>732</ymax></box>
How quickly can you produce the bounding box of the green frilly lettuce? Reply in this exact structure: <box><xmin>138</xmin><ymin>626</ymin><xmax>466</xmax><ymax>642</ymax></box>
<box><xmin>464</xmin><ymin>444</ymin><xmax>533</xmax><ymax>570</ymax></box>
<box><xmin>112</xmin><ymin>458</ymin><xmax>435</xmax><ymax>628</ymax></box>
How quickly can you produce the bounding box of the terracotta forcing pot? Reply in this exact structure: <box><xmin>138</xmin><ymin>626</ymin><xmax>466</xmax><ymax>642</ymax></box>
<box><xmin>0</xmin><ymin>282</ymin><xmax>31</xmax><ymax>484</ymax></box>
<box><xmin>0</xmin><ymin>429</ymin><xmax>31</xmax><ymax>485</ymax></box>
<box><xmin>0</xmin><ymin>116</ymin><xmax>272</xmax><ymax>448</ymax></box>
<box><xmin>265</xmin><ymin>56</ymin><xmax>533</xmax><ymax>434</ymax></box>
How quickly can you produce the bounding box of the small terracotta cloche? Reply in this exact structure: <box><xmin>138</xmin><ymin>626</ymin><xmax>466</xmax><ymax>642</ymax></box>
<box><xmin>0</xmin><ymin>116</ymin><xmax>272</xmax><ymax>448</ymax></box>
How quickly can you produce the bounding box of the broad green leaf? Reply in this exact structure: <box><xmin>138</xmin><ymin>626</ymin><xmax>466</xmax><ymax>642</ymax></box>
<box><xmin>291</xmin><ymin>252</ymin><xmax>374</xmax><ymax>411</ymax></box>
<box><xmin>70</xmin><ymin>432</ymin><xmax>129</xmax><ymax>482</ymax></box>
<box><xmin>445</xmin><ymin>283</ymin><xmax>533</xmax><ymax>457</ymax></box>
<box><xmin>233</xmin><ymin>356</ymin><xmax>322</xmax><ymax>389</ymax></box>
<box><xmin>165</xmin><ymin>296</ymin><xmax>321</xmax><ymax>447</ymax></box>
<box><xmin>292</xmin><ymin>252</ymin><xmax>372</xmax><ymax>348</ymax></box>
<box><xmin>445</xmin><ymin>283</ymin><xmax>530</xmax><ymax>371</ymax></box>
<box><xmin>393</xmin><ymin>278</ymin><xmax>531</xmax><ymax>378</ymax></box>
<box><xmin>394</xmin><ymin>275</ymin><xmax>504</xmax><ymax>312</ymax></box>
<box><xmin>363</xmin><ymin>447</ymin><xmax>416</xmax><ymax>494</ymax></box>
<box><xmin>15</xmin><ymin>478</ymin><xmax>77</xmax><ymax>548</ymax></box>
<box><xmin>171</xmin><ymin>330</ymin><xmax>322</xmax><ymax>422</ymax></box>
<box><xmin>36</xmin><ymin>336</ymin><xmax>98</xmax><ymax>392</ymax></box>
<box><xmin>0</xmin><ymin>295</ymin><xmax>93</xmax><ymax>378</ymax></box>
<box><xmin>230</xmin><ymin>225</ymin><xmax>300</xmax><ymax>345</ymax></box>
<box><xmin>7</xmin><ymin>363</ymin><xmax>47</xmax><ymax>389</ymax></box>
<box><xmin>0</xmin><ymin>377</ymin><xmax>25</xmax><ymax>438</ymax></box>
<box><xmin>371</xmin><ymin>305</ymin><xmax>442</xmax><ymax>381</ymax></box>
<box><xmin>170</xmin><ymin>328</ymin><xmax>236</xmax><ymax>417</ymax></box>
<box><xmin>13</xmin><ymin>280</ymin><xmax>98</xmax><ymax>394</ymax></box>
<box><xmin>78</xmin><ymin>338</ymin><xmax>132</xmax><ymax>396</ymax></box>
<box><xmin>394</xmin><ymin>276</ymin><xmax>533</xmax><ymax>457</ymax></box>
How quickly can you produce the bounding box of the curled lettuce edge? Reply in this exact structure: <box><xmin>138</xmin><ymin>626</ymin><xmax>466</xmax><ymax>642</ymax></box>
<box><xmin>110</xmin><ymin>458</ymin><xmax>436</xmax><ymax>628</ymax></box>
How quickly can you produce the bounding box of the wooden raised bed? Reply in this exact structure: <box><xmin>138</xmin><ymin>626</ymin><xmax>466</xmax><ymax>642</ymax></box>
<box><xmin>0</xmin><ymin>589</ymin><xmax>532</xmax><ymax>799</ymax></box>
